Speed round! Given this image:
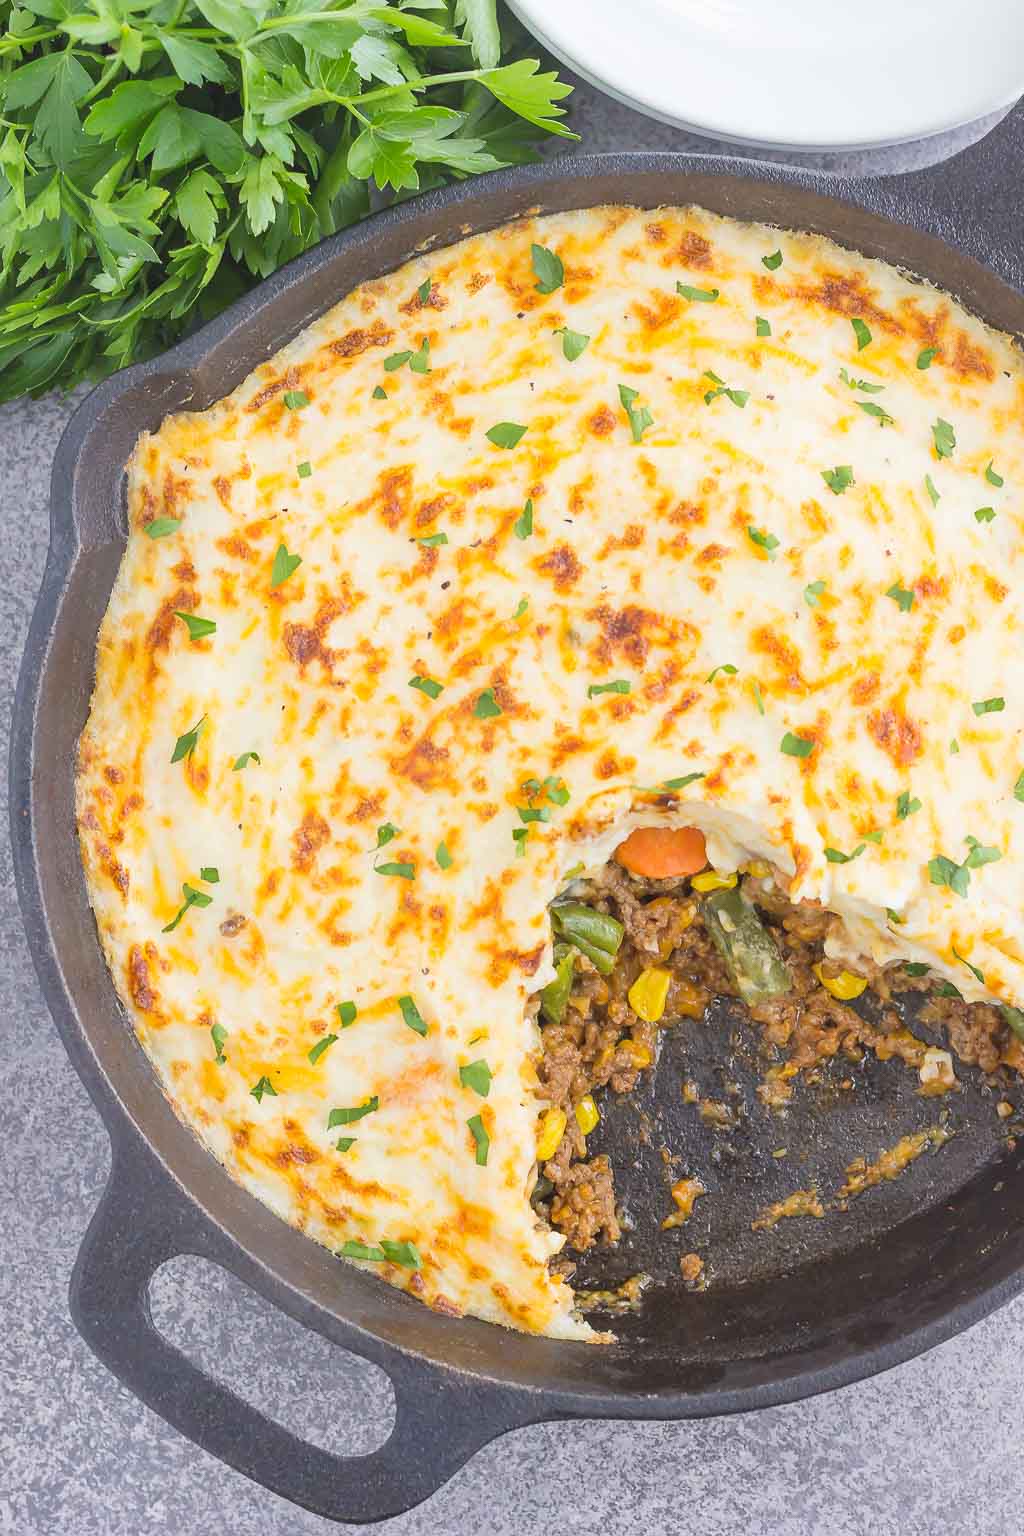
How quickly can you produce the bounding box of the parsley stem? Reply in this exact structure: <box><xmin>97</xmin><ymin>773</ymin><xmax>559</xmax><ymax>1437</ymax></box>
<box><xmin>346</xmin><ymin>70</ymin><xmax>492</xmax><ymax>109</ymax></box>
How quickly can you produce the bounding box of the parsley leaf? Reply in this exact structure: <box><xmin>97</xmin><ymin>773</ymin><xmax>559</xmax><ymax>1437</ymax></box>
<box><xmin>932</xmin><ymin>418</ymin><xmax>956</xmax><ymax>457</ymax></box>
<box><xmin>929</xmin><ymin>853</ymin><xmax>970</xmax><ymax>898</ymax></box>
<box><xmin>897</xmin><ymin>791</ymin><xmax>922</xmax><ymax>819</ymax></box>
<box><xmin>839</xmin><ymin>369</ymin><xmax>884</xmax><ymax>393</ymax></box>
<box><xmin>380</xmin><ymin>1239</ymin><xmax>421</xmax><ymax>1269</ymax></box>
<box><xmin>211</xmin><ymin>1022</ymin><xmax>228</xmax><ymax>1064</ymax></box>
<box><xmin>703</xmin><ymin>370</ymin><xmax>749</xmax><ymax>408</ymax></box>
<box><xmin>531</xmin><ymin>243</ymin><xmax>564</xmax><ymax>293</ymax></box>
<box><xmin>250</xmin><ymin>1075</ymin><xmax>277</xmax><ymax>1103</ymax></box>
<box><xmin>374</xmin><ymin>823</ymin><xmax>399</xmax><ymax>849</ymax></box>
<box><xmin>953</xmin><ymin>947</ymin><xmax>985</xmax><ymax>986</ymax></box>
<box><xmin>283</xmin><ymin>390</ymin><xmax>309</xmax><ymax>411</ymax></box>
<box><xmin>886</xmin><ymin>583</ymin><xmax>915</xmax><ymax>613</ymax></box>
<box><xmin>1014</xmin><ymin>770</ymin><xmax>1024</xmax><ymax>803</ymax></box>
<box><xmin>780</xmin><ymin>732</ymin><xmax>815</xmax><ymax>759</ymax></box>
<box><xmin>822</xmin><ymin>465</ymin><xmax>854</xmax><ymax>495</ymax></box>
<box><xmin>975</xmin><ymin>507</ymin><xmax>996</xmax><ymax>524</ymax></box>
<box><xmin>706</xmin><ymin>664</ymin><xmax>738</xmax><ymax>682</ymax></box>
<box><xmin>145</xmin><ymin>518</ymin><xmax>181</xmax><ymax>539</ymax></box>
<box><xmin>337</xmin><ymin>1001</ymin><xmax>358</xmax><ymax>1029</ymax></box>
<box><xmin>171</xmin><ymin>716</ymin><xmax>206</xmax><ymax>764</ymax></box>
<box><xmin>662</xmin><ymin>771</ymin><xmax>706</xmax><ymax>790</ymax></box>
<box><xmin>386</xmin><ymin>338</ymin><xmax>430</xmax><ymax>374</ymax></box>
<box><xmin>417</xmin><ymin>532</ymin><xmax>448</xmax><ymax>547</ymax></box>
<box><xmin>917</xmin><ymin>347</ymin><xmax>937</xmax><ymax>370</ymax></box>
<box><xmin>972</xmin><ymin>697</ymin><xmax>1005</xmax><ymax>716</ymax></box>
<box><xmin>328</xmin><ymin>1097</ymin><xmax>379</xmax><ymax>1127</ymax></box>
<box><xmin>618</xmin><ymin>384</ymin><xmax>654</xmax><ymax>442</ymax></box>
<box><xmin>924</xmin><ymin>474</ymin><xmax>939</xmax><ymax>507</ymax></box>
<box><xmin>752</xmin><ymin>681</ymin><xmax>766</xmax><ymax>716</ymax></box>
<box><xmin>436</xmin><ymin>841</ymin><xmax>453</xmax><ymax>869</ymax></box>
<box><xmin>514</xmin><ymin>499</ymin><xmax>534</xmax><ymax>539</ymax></box>
<box><xmin>857</xmin><ymin>401</ymin><xmax>894</xmax><ymax>426</ymax></box>
<box><xmin>474</xmin><ymin>688</ymin><xmax>503</xmax><ymax>718</ymax></box>
<box><xmin>459</xmin><ymin>1059</ymin><xmax>492</xmax><ymax>1096</ymax></box>
<box><xmin>553</xmin><ymin>326</ymin><xmax>589</xmax><ymax>361</ymax></box>
<box><xmin>762</xmin><ymin>250</ymin><xmax>783</xmax><ymax>270</ymax></box>
<box><xmin>588</xmin><ymin>679</ymin><xmax>631</xmax><ymax>698</ymax></box>
<box><xmin>175</xmin><ymin>610</ymin><xmax>216</xmax><ymax>641</ymax></box>
<box><xmin>486</xmin><ymin>421</ymin><xmax>527</xmax><ymax>449</ymax></box>
<box><xmin>467</xmin><ymin>1112</ymin><xmax>490</xmax><ymax>1165</ymax></box>
<box><xmin>985</xmin><ymin>462</ymin><xmax>1004</xmax><ymax>487</ymax></box>
<box><xmin>308</xmin><ymin>1034</ymin><xmax>338</xmax><ymax>1066</ymax></box>
<box><xmin>271</xmin><ymin>543</ymin><xmax>302</xmax><ymax>589</ymax></box>
<box><xmin>297</xmin><ymin>461</ymin><xmax>312</xmax><ymax>479</ymax></box>
<box><xmin>373</xmin><ymin>386</ymin><xmax>388</xmax><ymax>401</ymax></box>
<box><xmin>756</xmin><ymin>316</ymin><xmax>771</xmax><ymax>337</ymax></box>
<box><xmin>825</xmin><ymin>843</ymin><xmax>866</xmax><ymax>864</ymax></box>
<box><xmin>851</xmin><ymin>318</ymin><xmax>872</xmax><ymax>351</ymax></box>
<box><xmin>375</xmin><ymin>861</ymin><xmax>415</xmax><ymax>880</ymax></box>
<box><xmin>409</xmin><ymin>674</ymin><xmax>444</xmax><ymax>699</ymax></box>
<box><xmin>804</xmin><ymin>580</ymin><xmax>826</xmax><ymax>607</ymax></box>
<box><xmin>747</xmin><ymin>526</ymin><xmax>779</xmax><ymax>559</ymax></box>
<box><xmin>398</xmin><ymin>994</ymin><xmax>427</xmax><ymax>1036</ymax></box>
<box><xmin>676</xmin><ymin>282</ymin><xmax>719</xmax><ymax>302</ymax></box>
<box><xmin>233</xmin><ymin>751</ymin><xmax>260</xmax><ymax>770</ymax></box>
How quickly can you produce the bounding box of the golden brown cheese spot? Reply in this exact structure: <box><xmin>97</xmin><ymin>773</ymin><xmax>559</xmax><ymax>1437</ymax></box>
<box><xmin>851</xmin><ymin>671</ymin><xmax>881</xmax><ymax>706</ymax></box>
<box><xmin>952</xmin><ymin>330</ymin><xmax>995</xmax><ymax>382</ymax></box>
<box><xmin>219</xmin><ymin>913</ymin><xmax>247</xmax><ymax>937</ymax></box>
<box><xmin>676</xmin><ymin>230</ymin><xmax>713</xmax><ymax>269</ymax></box>
<box><xmin>292</xmin><ymin>811</ymin><xmax>331</xmax><ymax>872</ymax></box>
<box><xmin>145</xmin><ymin>588</ymin><xmax>198</xmax><ymax>657</ymax></box>
<box><xmin>586</xmin><ymin>404</ymin><xmax>616</xmax><ymax>437</ymax></box>
<box><xmin>327</xmin><ymin>320</ymin><xmax>394</xmax><ymax>358</ymax></box>
<box><xmin>392</xmin><ymin>733</ymin><xmax>450</xmax><ymax>790</ymax></box>
<box><xmin>868</xmin><ymin>704</ymin><xmax>924</xmax><ymax>766</ymax></box>
<box><xmin>362</xmin><ymin>466</ymin><xmax>414</xmax><ymax>532</ymax></box>
<box><xmin>797</xmin><ymin>271</ymin><xmax>903</xmax><ymax>334</ymax></box>
<box><xmin>247</xmin><ymin>370</ymin><xmax>304</xmax><ymax>413</ymax></box>
<box><xmin>127</xmin><ymin>944</ymin><xmax>157</xmax><ymax>1011</ymax></box>
<box><xmin>597</xmin><ymin>524</ymin><xmax>645</xmax><ymax>560</ymax></box>
<box><xmin>536</xmin><ymin>544</ymin><xmax>582</xmax><ymax>592</ymax></box>
<box><xmin>751</xmin><ymin>624</ymin><xmax>807</xmax><ymax>693</ymax></box>
<box><xmin>632</xmin><ymin>291</ymin><xmax>681</xmax><ymax>334</ymax></box>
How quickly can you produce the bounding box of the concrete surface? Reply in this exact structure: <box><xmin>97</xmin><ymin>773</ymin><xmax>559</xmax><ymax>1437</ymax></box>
<box><xmin>2</xmin><ymin>72</ymin><xmax>1023</xmax><ymax>1536</ymax></box>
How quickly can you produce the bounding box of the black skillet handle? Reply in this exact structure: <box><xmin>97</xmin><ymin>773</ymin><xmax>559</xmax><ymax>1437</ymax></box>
<box><xmin>71</xmin><ymin>1141</ymin><xmax>540</xmax><ymax>1523</ymax></box>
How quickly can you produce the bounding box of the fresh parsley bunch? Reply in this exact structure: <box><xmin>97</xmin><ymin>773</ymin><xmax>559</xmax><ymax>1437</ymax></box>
<box><xmin>0</xmin><ymin>0</ymin><xmax>573</xmax><ymax>400</ymax></box>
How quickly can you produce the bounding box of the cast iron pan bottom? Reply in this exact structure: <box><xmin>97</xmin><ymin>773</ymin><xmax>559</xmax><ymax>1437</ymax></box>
<box><xmin>10</xmin><ymin>105</ymin><xmax>1024</xmax><ymax>1522</ymax></box>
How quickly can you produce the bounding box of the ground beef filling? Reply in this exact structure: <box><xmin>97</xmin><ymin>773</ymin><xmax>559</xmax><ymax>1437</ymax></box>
<box><xmin>531</xmin><ymin>862</ymin><xmax>1023</xmax><ymax>1257</ymax></box>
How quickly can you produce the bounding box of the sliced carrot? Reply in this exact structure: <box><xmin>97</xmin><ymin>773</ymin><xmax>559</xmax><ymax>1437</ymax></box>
<box><xmin>615</xmin><ymin>826</ymin><xmax>708</xmax><ymax>880</ymax></box>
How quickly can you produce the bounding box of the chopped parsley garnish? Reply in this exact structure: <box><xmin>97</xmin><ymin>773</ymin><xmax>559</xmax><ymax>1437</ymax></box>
<box><xmin>232</xmin><ymin>751</ymin><xmax>260</xmax><ymax>770</ymax></box>
<box><xmin>663</xmin><ymin>771</ymin><xmax>706</xmax><ymax>790</ymax></box>
<box><xmin>340</xmin><ymin>1240</ymin><xmax>385</xmax><ymax>1261</ymax></box>
<box><xmin>676</xmin><ymin>282</ymin><xmax>719</xmax><ymax>302</ymax></box>
<box><xmin>250</xmin><ymin>1075</ymin><xmax>277</xmax><ymax>1102</ymax></box>
<box><xmin>950</xmin><ymin>739</ymin><xmax>960</xmax><ymax>755</ymax></box>
<box><xmin>518</xmin><ymin>804</ymin><xmax>551</xmax><ymax>825</ymax></box>
<box><xmin>756</xmin><ymin>316</ymin><xmax>771</xmax><ymax>337</ymax></box>
<box><xmin>398</xmin><ymin>994</ymin><xmax>427</xmax><ymax>1036</ymax></box>
<box><xmin>467</xmin><ymin>1112</ymin><xmax>490</xmax><ymax>1165</ymax></box>
<box><xmin>200</xmin><ymin>866</ymin><xmax>219</xmax><ymax>883</ymax></box>
<box><xmin>417</xmin><ymin>277</ymin><xmax>432</xmax><ymax>303</ymax></box>
<box><xmin>752</xmin><ymin>681</ymin><xmax>766</xmax><ymax>716</ymax></box>
<box><xmin>706</xmin><ymin>664</ymin><xmax>738</xmax><ymax>682</ymax></box>
<box><xmin>329</xmin><ymin>1096</ymin><xmax>379</xmax><ymax>1127</ymax></box>
<box><xmin>972</xmin><ymin>696</ymin><xmax>1005</xmax><ymax>716</ymax></box>
<box><xmin>486</xmin><ymin>421</ymin><xmax>527</xmax><ymax>449</ymax></box>
<box><xmin>297</xmin><ymin>461</ymin><xmax>312</xmax><ymax>479</ymax></box>
<box><xmin>372</xmin><ymin>385</ymin><xmax>387</xmax><ymax>400</ymax></box>
<box><xmin>780</xmin><ymin>732</ymin><xmax>814</xmax><ymax>758</ymax></box>
<box><xmin>383</xmin><ymin>337</ymin><xmax>430</xmax><ymax>373</ymax></box>
<box><xmin>211</xmin><ymin>1023</ymin><xmax>228</xmax><ymax>1064</ymax></box>
<box><xmin>554</xmin><ymin>326</ymin><xmax>589</xmax><ymax>361</ymax></box>
<box><xmin>1014</xmin><ymin>770</ymin><xmax>1024</xmax><ymax>803</ymax></box>
<box><xmin>417</xmin><ymin>531</ymin><xmax>448</xmax><ymax>547</ymax></box>
<box><xmin>904</xmin><ymin>962</ymin><xmax>930</xmax><ymax>976</ymax></box>
<box><xmin>985</xmin><ymin>461</ymin><xmax>1004</xmax><ymax>487</ymax></box>
<box><xmin>459</xmin><ymin>1059</ymin><xmax>492</xmax><ymax>1097</ymax></box>
<box><xmin>588</xmin><ymin>679</ymin><xmax>631</xmax><ymax>698</ymax></box>
<box><xmin>171</xmin><ymin>715</ymin><xmax>206</xmax><ymax>764</ymax></box>
<box><xmin>144</xmin><ymin>518</ymin><xmax>180</xmax><ymax>538</ymax></box>
<box><xmin>384</xmin><ymin>349</ymin><xmax>412</xmax><ymax>371</ymax></box>
<box><xmin>380</xmin><ymin>1239</ymin><xmax>421</xmax><ymax>1269</ymax></box>
<box><xmin>703</xmin><ymin>370</ymin><xmax>748</xmax><ymax>408</ymax></box>
<box><xmin>308</xmin><ymin>1034</ymin><xmax>338</xmax><ymax>1066</ymax></box>
<box><xmin>924</xmin><ymin>474</ymin><xmax>939</xmax><ymax>507</ymax></box>
<box><xmin>523</xmin><ymin>774</ymin><xmax>570</xmax><ymax>806</ymax></box>
<box><xmin>932</xmin><ymin>418</ymin><xmax>956</xmax><ymax>458</ymax></box>
<box><xmin>512</xmin><ymin>827</ymin><xmax>528</xmax><ymax>857</ymax></box>
<box><xmin>929</xmin><ymin>836</ymin><xmax>1002</xmax><ymax>897</ymax></box>
<box><xmin>514</xmin><ymin>499</ymin><xmax>534</xmax><ymax>539</ymax></box>
<box><xmin>897</xmin><ymin>791</ymin><xmax>922</xmax><ymax>820</ymax></box>
<box><xmin>762</xmin><ymin>249</ymin><xmax>783</xmax><ymax>270</ymax></box>
<box><xmin>271</xmin><ymin>542</ymin><xmax>302</xmax><ymax>588</ymax></box>
<box><xmin>618</xmin><ymin>384</ymin><xmax>654</xmax><ymax>442</ymax></box>
<box><xmin>886</xmin><ymin>908</ymin><xmax>905</xmax><ymax>925</ymax></box>
<box><xmin>886</xmin><ymin>583</ymin><xmax>914</xmax><ymax>613</ymax></box>
<box><xmin>857</xmin><ymin>400</ymin><xmax>894</xmax><ymax>426</ymax></box>
<box><xmin>851</xmin><ymin>318</ymin><xmax>872</xmax><ymax>351</ymax></box>
<box><xmin>337</xmin><ymin>1001</ymin><xmax>357</xmax><ymax>1028</ymax></box>
<box><xmin>531</xmin><ymin>243</ymin><xmax>564</xmax><ymax>294</ymax></box>
<box><xmin>974</xmin><ymin>507</ymin><xmax>996</xmax><ymax>524</ymax></box>
<box><xmin>436</xmin><ymin>841</ymin><xmax>453</xmax><ymax>869</ymax></box>
<box><xmin>953</xmin><ymin>947</ymin><xmax>985</xmax><ymax>985</ymax></box>
<box><xmin>822</xmin><ymin>465</ymin><xmax>854</xmax><ymax>495</ymax></box>
<box><xmin>825</xmin><ymin>843</ymin><xmax>868</xmax><ymax>864</ymax></box>
<box><xmin>374</xmin><ymin>823</ymin><xmax>399</xmax><ymax>848</ymax></box>
<box><xmin>335</xmin><ymin>1137</ymin><xmax>356</xmax><ymax>1153</ymax></box>
<box><xmin>917</xmin><ymin>347</ymin><xmax>937</xmax><ymax>370</ymax></box>
<box><xmin>175</xmin><ymin>610</ymin><xmax>216</xmax><ymax>641</ymax></box>
<box><xmin>804</xmin><ymin>580</ymin><xmax>826</xmax><ymax>607</ymax></box>
<box><xmin>747</xmin><ymin>526</ymin><xmax>779</xmax><ymax>559</ymax></box>
<box><xmin>474</xmin><ymin>687</ymin><xmax>503</xmax><ymax>718</ymax></box>
<box><xmin>282</xmin><ymin>390</ymin><xmax>309</xmax><ymax>410</ymax></box>
<box><xmin>839</xmin><ymin>369</ymin><xmax>884</xmax><ymax>393</ymax></box>
<box><xmin>374</xmin><ymin>860</ymin><xmax>415</xmax><ymax>880</ymax></box>
<box><xmin>512</xmin><ymin>598</ymin><xmax>529</xmax><ymax>620</ymax></box>
<box><xmin>409</xmin><ymin>674</ymin><xmax>444</xmax><ymax>699</ymax></box>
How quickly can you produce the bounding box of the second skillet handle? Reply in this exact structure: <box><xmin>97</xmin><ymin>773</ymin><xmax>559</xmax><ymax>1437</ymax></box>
<box><xmin>71</xmin><ymin>1142</ymin><xmax>540</xmax><ymax>1522</ymax></box>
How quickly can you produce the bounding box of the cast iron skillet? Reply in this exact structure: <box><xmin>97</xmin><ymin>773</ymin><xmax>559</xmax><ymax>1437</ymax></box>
<box><xmin>10</xmin><ymin>103</ymin><xmax>1024</xmax><ymax>1524</ymax></box>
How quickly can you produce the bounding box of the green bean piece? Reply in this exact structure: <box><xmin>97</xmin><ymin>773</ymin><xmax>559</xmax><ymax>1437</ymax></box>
<box><xmin>540</xmin><ymin>946</ymin><xmax>576</xmax><ymax>1025</ymax></box>
<box><xmin>701</xmin><ymin>886</ymin><xmax>792</xmax><ymax>1005</ymax></box>
<box><xmin>551</xmin><ymin>902</ymin><xmax>625</xmax><ymax>958</ymax></box>
<box><xmin>1002</xmin><ymin>1005</ymin><xmax>1024</xmax><ymax>1041</ymax></box>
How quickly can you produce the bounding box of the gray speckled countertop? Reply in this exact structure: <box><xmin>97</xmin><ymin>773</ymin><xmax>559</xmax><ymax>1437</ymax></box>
<box><xmin>3</xmin><ymin>75</ymin><xmax>1024</xmax><ymax>1536</ymax></box>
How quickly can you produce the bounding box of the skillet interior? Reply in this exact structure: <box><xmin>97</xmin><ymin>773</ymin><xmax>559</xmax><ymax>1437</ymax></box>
<box><xmin>15</xmin><ymin>141</ymin><xmax>1024</xmax><ymax>1437</ymax></box>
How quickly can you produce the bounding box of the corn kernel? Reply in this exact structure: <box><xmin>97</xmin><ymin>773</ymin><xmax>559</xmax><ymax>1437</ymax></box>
<box><xmin>628</xmin><ymin>966</ymin><xmax>672</xmax><ymax>1023</ymax></box>
<box><xmin>574</xmin><ymin>1094</ymin><xmax>599</xmax><ymax>1135</ymax></box>
<box><xmin>621</xmin><ymin>1039</ymin><xmax>653</xmax><ymax>1068</ymax></box>
<box><xmin>536</xmin><ymin>1106</ymin><xmax>567</xmax><ymax>1161</ymax></box>
<box><xmin>744</xmin><ymin>859</ymin><xmax>771</xmax><ymax>879</ymax></box>
<box><xmin>690</xmin><ymin>869</ymin><xmax>738</xmax><ymax>893</ymax></box>
<box><xmin>813</xmin><ymin>963</ymin><xmax>868</xmax><ymax>1000</ymax></box>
